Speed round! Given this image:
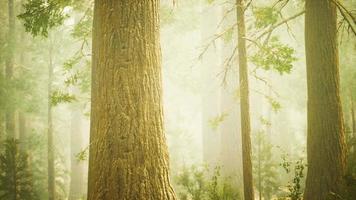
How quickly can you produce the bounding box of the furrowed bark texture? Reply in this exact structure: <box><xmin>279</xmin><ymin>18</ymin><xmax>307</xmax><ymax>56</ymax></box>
<box><xmin>88</xmin><ymin>1</ymin><xmax>177</xmax><ymax>199</ymax></box>
<box><xmin>304</xmin><ymin>1</ymin><xmax>347</xmax><ymax>199</ymax></box>
<box><xmin>236</xmin><ymin>0</ymin><xmax>254</xmax><ymax>199</ymax></box>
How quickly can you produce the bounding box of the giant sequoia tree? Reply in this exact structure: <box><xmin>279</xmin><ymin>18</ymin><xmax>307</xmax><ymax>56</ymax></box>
<box><xmin>87</xmin><ymin>1</ymin><xmax>177</xmax><ymax>199</ymax></box>
<box><xmin>304</xmin><ymin>0</ymin><xmax>347</xmax><ymax>199</ymax></box>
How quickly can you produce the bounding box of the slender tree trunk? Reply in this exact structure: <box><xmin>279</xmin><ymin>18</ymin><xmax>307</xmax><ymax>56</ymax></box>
<box><xmin>69</xmin><ymin>105</ymin><xmax>85</xmax><ymax>200</ymax></box>
<box><xmin>219</xmin><ymin>3</ymin><xmax>243</xmax><ymax>188</ymax></box>
<box><xmin>47</xmin><ymin>41</ymin><xmax>55</xmax><ymax>200</ymax></box>
<box><xmin>304</xmin><ymin>1</ymin><xmax>347</xmax><ymax>199</ymax></box>
<box><xmin>351</xmin><ymin>94</ymin><xmax>355</xmax><ymax>138</ymax></box>
<box><xmin>19</xmin><ymin>13</ymin><xmax>26</xmax><ymax>150</ymax></box>
<box><xmin>5</xmin><ymin>0</ymin><xmax>15</xmax><ymax>139</ymax></box>
<box><xmin>88</xmin><ymin>1</ymin><xmax>177</xmax><ymax>199</ymax></box>
<box><xmin>236</xmin><ymin>0</ymin><xmax>254</xmax><ymax>199</ymax></box>
<box><xmin>0</xmin><ymin>115</ymin><xmax>3</xmax><ymax>140</ymax></box>
<box><xmin>257</xmin><ymin>132</ymin><xmax>262</xmax><ymax>200</ymax></box>
<box><xmin>18</xmin><ymin>113</ymin><xmax>26</xmax><ymax>149</ymax></box>
<box><xmin>265</xmin><ymin>94</ymin><xmax>272</xmax><ymax>200</ymax></box>
<box><xmin>0</xmin><ymin>2</ymin><xmax>5</xmax><ymax>140</ymax></box>
<box><xmin>235</xmin><ymin>0</ymin><xmax>255</xmax><ymax>199</ymax></box>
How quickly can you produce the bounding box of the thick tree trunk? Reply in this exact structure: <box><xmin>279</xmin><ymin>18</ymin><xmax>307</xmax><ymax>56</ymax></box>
<box><xmin>88</xmin><ymin>1</ymin><xmax>177</xmax><ymax>199</ymax></box>
<box><xmin>6</xmin><ymin>0</ymin><xmax>15</xmax><ymax>139</ymax></box>
<box><xmin>69</xmin><ymin>106</ymin><xmax>86</xmax><ymax>200</ymax></box>
<box><xmin>47</xmin><ymin>42</ymin><xmax>55</xmax><ymax>200</ymax></box>
<box><xmin>236</xmin><ymin>0</ymin><xmax>254</xmax><ymax>199</ymax></box>
<box><xmin>304</xmin><ymin>1</ymin><xmax>347</xmax><ymax>199</ymax></box>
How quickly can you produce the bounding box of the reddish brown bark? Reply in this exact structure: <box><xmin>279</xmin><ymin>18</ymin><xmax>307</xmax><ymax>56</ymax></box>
<box><xmin>304</xmin><ymin>0</ymin><xmax>347</xmax><ymax>199</ymax></box>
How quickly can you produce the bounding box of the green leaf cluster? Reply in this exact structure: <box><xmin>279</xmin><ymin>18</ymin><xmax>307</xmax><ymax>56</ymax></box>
<box><xmin>280</xmin><ymin>156</ymin><xmax>306</xmax><ymax>200</ymax></box>
<box><xmin>18</xmin><ymin>0</ymin><xmax>71</xmax><ymax>37</ymax></box>
<box><xmin>51</xmin><ymin>90</ymin><xmax>76</xmax><ymax>106</ymax></box>
<box><xmin>63</xmin><ymin>53</ymin><xmax>91</xmax><ymax>93</ymax></box>
<box><xmin>253</xmin><ymin>7</ymin><xmax>279</xmax><ymax>29</ymax></box>
<box><xmin>71</xmin><ymin>11</ymin><xmax>92</xmax><ymax>39</ymax></box>
<box><xmin>75</xmin><ymin>146</ymin><xmax>89</xmax><ymax>162</ymax></box>
<box><xmin>175</xmin><ymin>165</ymin><xmax>240</xmax><ymax>200</ymax></box>
<box><xmin>263</xmin><ymin>95</ymin><xmax>282</xmax><ymax>112</ymax></box>
<box><xmin>251</xmin><ymin>37</ymin><xmax>297</xmax><ymax>75</ymax></box>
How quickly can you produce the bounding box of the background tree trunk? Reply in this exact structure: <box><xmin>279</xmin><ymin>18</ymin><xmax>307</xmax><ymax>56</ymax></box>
<box><xmin>219</xmin><ymin>2</ymin><xmax>243</xmax><ymax>189</ymax></box>
<box><xmin>0</xmin><ymin>0</ymin><xmax>6</xmax><ymax>139</ymax></box>
<box><xmin>18</xmin><ymin>12</ymin><xmax>27</xmax><ymax>150</ymax></box>
<box><xmin>18</xmin><ymin>113</ymin><xmax>26</xmax><ymax>149</ymax></box>
<box><xmin>69</xmin><ymin>104</ymin><xmax>86</xmax><ymax>200</ymax></box>
<box><xmin>304</xmin><ymin>0</ymin><xmax>347</xmax><ymax>199</ymax></box>
<box><xmin>200</xmin><ymin>3</ymin><xmax>222</xmax><ymax>168</ymax></box>
<box><xmin>236</xmin><ymin>0</ymin><xmax>254</xmax><ymax>199</ymax></box>
<box><xmin>6</xmin><ymin>0</ymin><xmax>15</xmax><ymax>139</ymax></box>
<box><xmin>47</xmin><ymin>40</ymin><xmax>55</xmax><ymax>200</ymax></box>
<box><xmin>257</xmin><ymin>132</ymin><xmax>262</xmax><ymax>200</ymax></box>
<box><xmin>88</xmin><ymin>1</ymin><xmax>177</xmax><ymax>199</ymax></box>
<box><xmin>351</xmin><ymin>94</ymin><xmax>355</xmax><ymax>138</ymax></box>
